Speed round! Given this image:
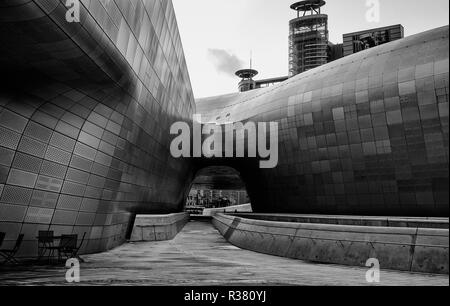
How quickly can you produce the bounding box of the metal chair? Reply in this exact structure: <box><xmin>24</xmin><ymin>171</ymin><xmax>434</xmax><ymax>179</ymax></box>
<box><xmin>48</xmin><ymin>233</ymin><xmax>85</xmax><ymax>262</ymax></box>
<box><xmin>46</xmin><ymin>234</ymin><xmax>76</xmax><ymax>262</ymax></box>
<box><xmin>0</xmin><ymin>232</ymin><xmax>5</xmax><ymax>248</ymax></box>
<box><xmin>37</xmin><ymin>231</ymin><xmax>55</xmax><ymax>261</ymax></box>
<box><xmin>58</xmin><ymin>234</ymin><xmax>77</xmax><ymax>261</ymax></box>
<box><xmin>0</xmin><ymin>234</ymin><xmax>24</xmax><ymax>265</ymax></box>
<box><xmin>67</xmin><ymin>232</ymin><xmax>86</xmax><ymax>263</ymax></box>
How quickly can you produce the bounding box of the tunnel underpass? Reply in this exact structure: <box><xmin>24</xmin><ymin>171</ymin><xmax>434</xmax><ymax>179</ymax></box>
<box><xmin>185</xmin><ymin>166</ymin><xmax>252</xmax><ymax>215</ymax></box>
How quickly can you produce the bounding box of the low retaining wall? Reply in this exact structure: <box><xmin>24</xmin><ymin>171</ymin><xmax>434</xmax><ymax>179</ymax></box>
<box><xmin>213</xmin><ymin>214</ymin><xmax>449</xmax><ymax>274</ymax></box>
<box><xmin>130</xmin><ymin>213</ymin><xmax>189</xmax><ymax>242</ymax></box>
<box><xmin>203</xmin><ymin>204</ymin><xmax>252</xmax><ymax>216</ymax></box>
<box><xmin>230</xmin><ymin>213</ymin><xmax>449</xmax><ymax>229</ymax></box>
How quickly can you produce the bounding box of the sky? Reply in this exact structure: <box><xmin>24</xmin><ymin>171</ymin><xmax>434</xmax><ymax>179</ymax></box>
<box><xmin>172</xmin><ymin>0</ymin><xmax>449</xmax><ymax>99</ymax></box>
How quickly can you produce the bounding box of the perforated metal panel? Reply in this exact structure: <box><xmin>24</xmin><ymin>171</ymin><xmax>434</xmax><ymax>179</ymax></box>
<box><xmin>7</xmin><ymin>169</ymin><xmax>38</xmax><ymax>188</ymax></box>
<box><xmin>35</xmin><ymin>175</ymin><xmax>63</xmax><ymax>193</ymax></box>
<box><xmin>12</xmin><ymin>153</ymin><xmax>42</xmax><ymax>174</ymax></box>
<box><xmin>40</xmin><ymin>160</ymin><xmax>67</xmax><ymax>179</ymax></box>
<box><xmin>0</xmin><ymin>109</ymin><xmax>28</xmax><ymax>133</ymax></box>
<box><xmin>30</xmin><ymin>190</ymin><xmax>59</xmax><ymax>209</ymax></box>
<box><xmin>0</xmin><ymin>204</ymin><xmax>27</xmax><ymax>222</ymax></box>
<box><xmin>66</xmin><ymin>168</ymin><xmax>89</xmax><ymax>184</ymax></box>
<box><xmin>52</xmin><ymin>209</ymin><xmax>77</xmax><ymax>225</ymax></box>
<box><xmin>24</xmin><ymin>121</ymin><xmax>53</xmax><ymax>143</ymax></box>
<box><xmin>18</xmin><ymin>136</ymin><xmax>47</xmax><ymax>158</ymax></box>
<box><xmin>1</xmin><ymin>186</ymin><xmax>33</xmax><ymax>206</ymax></box>
<box><xmin>45</xmin><ymin>146</ymin><xmax>71</xmax><ymax>165</ymax></box>
<box><xmin>76</xmin><ymin>212</ymin><xmax>96</xmax><ymax>226</ymax></box>
<box><xmin>70</xmin><ymin>155</ymin><xmax>92</xmax><ymax>172</ymax></box>
<box><xmin>0</xmin><ymin>147</ymin><xmax>15</xmax><ymax>167</ymax></box>
<box><xmin>0</xmin><ymin>126</ymin><xmax>21</xmax><ymax>150</ymax></box>
<box><xmin>61</xmin><ymin>181</ymin><xmax>86</xmax><ymax>196</ymax></box>
<box><xmin>57</xmin><ymin>194</ymin><xmax>82</xmax><ymax>211</ymax></box>
<box><xmin>50</xmin><ymin>132</ymin><xmax>76</xmax><ymax>152</ymax></box>
<box><xmin>24</xmin><ymin>206</ymin><xmax>54</xmax><ymax>224</ymax></box>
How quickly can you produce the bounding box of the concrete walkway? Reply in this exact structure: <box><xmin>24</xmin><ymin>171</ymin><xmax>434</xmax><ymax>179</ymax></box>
<box><xmin>0</xmin><ymin>221</ymin><xmax>448</xmax><ymax>286</ymax></box>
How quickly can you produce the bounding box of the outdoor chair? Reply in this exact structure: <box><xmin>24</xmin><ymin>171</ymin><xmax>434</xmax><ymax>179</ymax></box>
<box><xmin>47</xmin><ymin>234</ymin><xmax>75</xmax><ymax>262</ymax></box>
<box><xmin>0</xmin><ymin>234</ymin><xmax>24</xmax><ymax>265</ymax></box>
<box><xmin>70</xmin><ymin>232</ymin><xmax>86</xmax><ymax>262</ymax></box>
<box><xmin>48</xmin><ymin>233</ymin><xmax>86</xmax><ymax>262</ymax></box>
<box><xmin>37</xmin><ymin>231</ymin><xmax>55</xmax><ymax>261</ymax></box>
<box><xmin>0</xmin><ymin>232</ymin><xmax>5</xmax><ymax>248</ymax></box>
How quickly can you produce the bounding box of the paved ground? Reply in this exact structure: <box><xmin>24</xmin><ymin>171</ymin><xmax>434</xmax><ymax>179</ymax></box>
<box><xmin>0</xmin><ymin>221</ymin><xmax>448</xmax><ymax>286</ymax></box>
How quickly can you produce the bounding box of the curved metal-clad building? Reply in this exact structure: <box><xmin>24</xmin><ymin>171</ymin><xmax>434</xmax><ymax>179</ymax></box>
<box><xmin>0</xmin><ymin>0</ymin><xmax>448</xmax><ymax>258</ymax></box>
<box><xmin>0</xmin><ymin>0</ymin><xmax>196</xmax><ymax>256</ymax></box>
<box><xmin>197</xmin><ymin>26</ymin><xmax>449</xmax><ymax>217</ymax></box>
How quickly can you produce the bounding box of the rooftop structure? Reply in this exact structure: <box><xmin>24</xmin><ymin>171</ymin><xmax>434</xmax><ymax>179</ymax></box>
<box><xmin>343</xmin><ymin>24</ymin><xmax>404</xmax><ymax>56</ymax></box>
<box><xmin>236</xmin><ymin>69</ymin><xmax>259</xmax><ymax>92</ymax></box>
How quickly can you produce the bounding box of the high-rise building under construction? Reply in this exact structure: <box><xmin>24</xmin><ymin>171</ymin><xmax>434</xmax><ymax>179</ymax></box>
<box><xmin>289</xmin><ymin>0</ymin><xmax>329</xmax><ymax>77</ymax></box>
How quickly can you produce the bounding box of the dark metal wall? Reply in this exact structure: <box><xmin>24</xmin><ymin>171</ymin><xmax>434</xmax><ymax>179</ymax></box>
<box><xmin>197</xmin><ymin>26</ymin><xmax>449</xmax><ymax>217</ymax></box>
<box><xmin>0</xmin><ymin>0</ymin><xmax>196</xmax><ymax>257</ymax></box>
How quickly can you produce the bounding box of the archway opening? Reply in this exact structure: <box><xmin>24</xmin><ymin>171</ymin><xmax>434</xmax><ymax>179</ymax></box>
<box><xmin>185</xmin><ymin>166</ymin><xmax>252</xmax><ymax>216</ymax></box>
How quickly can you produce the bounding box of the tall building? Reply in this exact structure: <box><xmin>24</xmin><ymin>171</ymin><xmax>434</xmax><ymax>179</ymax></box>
<box><xmin>343</xmin><ymin>24</ymin><xmax>404</xmax><ymax>57</ymax></box>
<box><xmin>289</xmin><ymin>0</ymin><xmax>329</xmax><ymax>77</ymax></box>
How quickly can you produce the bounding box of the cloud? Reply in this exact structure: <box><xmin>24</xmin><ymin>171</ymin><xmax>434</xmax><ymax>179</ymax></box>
<box><xmin>207</xmin><ymin>49</ymin><xmax>245</xmax><ymax>77</ymax></box>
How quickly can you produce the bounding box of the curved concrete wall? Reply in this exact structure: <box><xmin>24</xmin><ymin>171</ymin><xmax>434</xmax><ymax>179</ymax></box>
<box><xmin>203</xmin><ymin>204</ymin><xmax>252</xmax><ymax>216</ymax></box>
<box><xmin>213</xmin><ymin>214</ymin><xmax>449</xmax><ymax>274</ymax></box>
<box><xmin>231</xmin><ymin>213</ymin><xmax>449</xmax><ymax>229</ymax></box>
<box><xmin>130</xmin><ymin>213</ymin><xmax>189</xmax><ymax>242</ymax></box>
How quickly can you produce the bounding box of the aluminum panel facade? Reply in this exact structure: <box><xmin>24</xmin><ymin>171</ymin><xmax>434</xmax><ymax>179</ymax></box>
<box><xmin>0</xmin><ymin>0</ymin><xmax>195</xmax><ymax>256</ymax></box>
<box><xmin>197</xmin><ymin>26</ymin><xmax>449</xmax><ymax>217</ymax></box>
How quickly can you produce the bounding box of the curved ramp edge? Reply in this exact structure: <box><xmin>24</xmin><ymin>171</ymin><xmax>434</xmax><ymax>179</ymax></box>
<box><xmin>213</xmin><ymin>214</ymin><xmax>449</xmax><ymax>274</ymax></box>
